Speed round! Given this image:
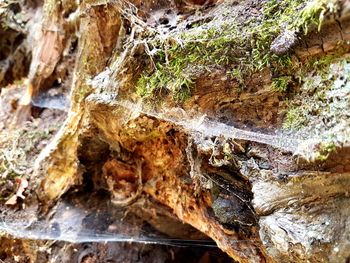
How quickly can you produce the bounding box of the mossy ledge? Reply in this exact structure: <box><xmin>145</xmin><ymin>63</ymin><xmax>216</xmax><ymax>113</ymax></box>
<box><xmin>135</xmin><ymin>0</ymin><xmax>340</xmax><ymax>101</ymax></box>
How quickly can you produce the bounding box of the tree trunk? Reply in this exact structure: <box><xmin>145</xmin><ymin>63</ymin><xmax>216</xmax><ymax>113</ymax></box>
<box><xmin>1</xmin><ymin>0</ymin><xmax>350</xmax><ymax>262</ymax></box>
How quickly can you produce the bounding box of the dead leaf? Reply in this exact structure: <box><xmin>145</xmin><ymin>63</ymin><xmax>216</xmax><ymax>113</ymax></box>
<box><xmin>15</xmin><ymin>177</ymin><xmax>28</xmax><ymax>199</ymax></box>
<box><xmin>5</xmin><ymin>177</ymin><xmax>29</xmax><ymax>205</ymax></box>
<box><xmin>5</xmin><ymin>194</ymin><xmax>17</xmax><ymax>205</ymax></box>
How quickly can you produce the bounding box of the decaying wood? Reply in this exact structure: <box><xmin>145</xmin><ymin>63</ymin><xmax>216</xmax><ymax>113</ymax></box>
<box><xmin>1</xmin><ymin>0</ymin><xmax>350</xmax><ymax>262</ymax></box>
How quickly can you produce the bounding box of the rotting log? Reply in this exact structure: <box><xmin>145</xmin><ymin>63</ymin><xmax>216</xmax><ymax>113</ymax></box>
<box><xmin>1</xmin><ymin>0</ymin><xmax>350</xmax><ymax>262</ymax></box>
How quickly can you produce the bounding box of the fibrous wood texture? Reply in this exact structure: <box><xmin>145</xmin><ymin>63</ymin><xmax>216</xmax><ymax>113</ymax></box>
<box><xmin>1</xmin><ymin>0</ymin><xmax>350</xmax><ymax>262</ymax></box>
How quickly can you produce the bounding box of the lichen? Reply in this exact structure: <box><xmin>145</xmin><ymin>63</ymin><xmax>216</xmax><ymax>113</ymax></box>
<box><xmin>285</xmin><ymin>52</ymin><xmax>350</xmax><ymax>161</ymax></box>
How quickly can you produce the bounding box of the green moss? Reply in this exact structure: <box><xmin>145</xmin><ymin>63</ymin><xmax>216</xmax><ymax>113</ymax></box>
<box><xmin>265</xmin><ymin>0</ymin><xmax>336</xmax><ymax>33</ymax></box>
<box><xmin>135</xmin><ymin>61</ymin><xmax>193</xmax><ymax>101</ymax></box>
<box><xmin>304</xmin><ymin>45</ymin><xmax>349</xmax><ymax>72</ymax></box>
<box><xmin>136</xmin><ymin>0</ymin><xmax>338</xmax><ymax>101</ymax></box>
<box><xmin>227</xmin><ymin>68</ymin><xmax>244</xmax><ymax>84</ymax></box>
<box><xmin>314</xmin><ymin>141</ymin><xmax>337</xmax><ymax>161</ymax></box>
<box><xmin>272</xmin><ymin>76</ymin><xmax>292</xmax><ymax>92</ymax></box>
<box><xmin>293</xmin><ymin>0</ymin><xmax>337</xmax><ymax>33</ymax></box>
<box><xmin>283</xmin><ymin>107</ymin><xmax>307</xmax><ymax>130</ymax></box>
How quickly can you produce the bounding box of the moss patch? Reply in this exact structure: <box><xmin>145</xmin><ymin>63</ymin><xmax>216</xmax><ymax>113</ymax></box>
<box><xmin>271</xmin><ymin>76</ymin><xmax>292</xmax><ymax>92</ymax></box>
<box><xmin>135</xmin><ymin>0</ymin><xmax>338</xmax><ymax>101</ymax></box>
<box><xmin>283</xmin><ymin>107</ymin><xmax>307</xmax><ymax>130</ymax></box>
<box><xmin>314</xmin><ymin>141</ymin><xmax>337</xmax><ymax>161</ymax></box>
